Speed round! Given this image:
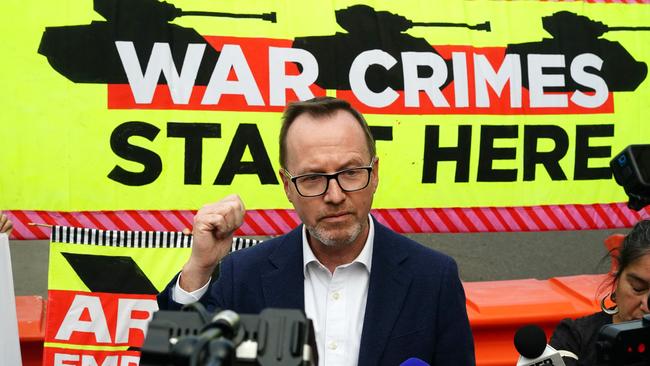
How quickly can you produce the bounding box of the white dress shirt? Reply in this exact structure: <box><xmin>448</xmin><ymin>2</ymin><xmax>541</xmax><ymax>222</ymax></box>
<box><xmin>302</xmin><ymin>217</ymin><xmax>373</xmax><ymax>366</ymax></box>
<box><xmin>172</xmin><ymin>217</ymin><xmax>375</xmax><ymax>366</ymax></box>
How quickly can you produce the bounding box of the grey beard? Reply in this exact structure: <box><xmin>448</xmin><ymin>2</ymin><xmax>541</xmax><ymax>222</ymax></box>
<box><xmin>307</xmin><ymin>221</ymin><xmax>363</xmax><ymax>247</ymax></box>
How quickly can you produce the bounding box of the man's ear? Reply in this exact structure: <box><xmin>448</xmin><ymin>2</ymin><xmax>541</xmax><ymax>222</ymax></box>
<box><xmin>371</xmin><ymin>157</ymin><xmax>379</xmax><ymax>193</ymax></box>
<box><xmin>279</xmin><ymin>169</ymin><xmax>292</xmax><ymax>200</ymax></box>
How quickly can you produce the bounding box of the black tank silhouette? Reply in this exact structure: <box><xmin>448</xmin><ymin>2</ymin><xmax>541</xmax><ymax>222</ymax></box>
<box><xmin>506</xmin><ymin>11</ymin><xmax>648</xmax><ymax>92</ymax></box>
<box><xmin>38</xmin><ymin>0</ymin><xmax>276</xmax><ymax>84</ymax></box>
<box><xmin>292</xmin><ymin>4</ymin><xmax>490</xmax><ymax>91</ymax></box>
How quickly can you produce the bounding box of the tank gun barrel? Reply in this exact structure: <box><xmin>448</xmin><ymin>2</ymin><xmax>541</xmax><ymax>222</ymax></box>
<box><xmin>179</xmin><ymin>10</ymin><xmax>277</xmax><ymax>23</ymax></box>
<box><xmin>409</xmin><ymin>21</ymin><xmax>491</xmax><ymax>32</ymax></box>
<box><xmin>606</xmin><ymin>26</ymin><xmax>650</xmax><ymax>32</ymax></box>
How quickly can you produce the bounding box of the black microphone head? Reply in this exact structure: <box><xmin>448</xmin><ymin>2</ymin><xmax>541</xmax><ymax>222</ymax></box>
<box><xmin>201</xmin><ymin>309</ymin><xmax>240</xmax><ymax>339</ymax></box>
<box><xmin>514</xmin><ymin>325</ymin><xmax>547</xmax><ymax>359</ymax></box>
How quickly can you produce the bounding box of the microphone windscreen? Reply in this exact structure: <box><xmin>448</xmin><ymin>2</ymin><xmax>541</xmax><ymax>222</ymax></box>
<box><xmin>514</xmin><ymin>325</ymin><xmax>547</xmax><ymax>359</ymax></box>
<box><xmin>399</xmin><ymin>357</ymin><xmax>430</xmax><ymax>366</ymax></box>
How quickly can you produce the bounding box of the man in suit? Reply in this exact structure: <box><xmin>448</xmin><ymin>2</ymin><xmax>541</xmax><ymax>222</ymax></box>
<box><xmin>158</xmin><ymin>97</ymin><xmax>475</xmax><ymax>365</ymax></box>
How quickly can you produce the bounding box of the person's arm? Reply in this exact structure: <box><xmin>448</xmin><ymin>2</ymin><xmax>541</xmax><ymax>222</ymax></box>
<box><xmin>157</xmin><ymin>194</ymin><xmax>245</xmax><ymax>310</ymax></box>
<box><xmin>0</xmin><ymin>212</ymin><xmax>13</xmax><ymax>235</ymax></box>
<box><xmin>173</xmin><ymin>272</ymin><xmax>211</xmax><ymax>303</ymax></box>
<box><xmin>180</xmin><ymin>194</ymin><xmax>245</xmax><ymax>292</ymax></box>
<box><xmin>433</xmin><ymin>258</ymin><xmax>476</xmax><ymax>366</ymax></box>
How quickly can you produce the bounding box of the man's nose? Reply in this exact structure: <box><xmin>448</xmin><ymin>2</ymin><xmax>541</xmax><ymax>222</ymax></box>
<box><xmin>642</xmin><ymin>294</ymin><xmax>650</xmax><ymax>314</ymax></box>
<box><xmin>323</xmin><ymin>177</ymin><xmax>346</xmax><ymax>203</ymax></box>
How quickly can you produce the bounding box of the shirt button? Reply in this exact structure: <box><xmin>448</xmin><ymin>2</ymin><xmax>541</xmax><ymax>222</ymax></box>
<box><xmin>332</xmin><ymin>292</ymin><xmax>340</xmax><ymax>300</ymax></box>
<box><xmin>328</xmin><ymin>341</ymin><xmax>338</xmax><ymax>350</ymax></box>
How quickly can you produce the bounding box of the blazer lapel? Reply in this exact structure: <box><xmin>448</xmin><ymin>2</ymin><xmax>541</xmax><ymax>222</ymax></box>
<box><xmin>261</xmin><ymin>226</ymin><xmax>305</xmax><ymax>310</ymax></box>
<box><xmin>358</xmin><ymin>220</ymin><xmax>412</xmax><ymax>366</ymax></box>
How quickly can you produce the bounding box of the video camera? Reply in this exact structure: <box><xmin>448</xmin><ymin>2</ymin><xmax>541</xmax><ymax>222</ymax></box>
<box><xmin>595</xmin><ymin>145</ymin><xmax>650</xmax><ymax>365</ymax></box>
<box><xmin>139</xmin><ymin>303</ymin><xmax>318</xmax><ymax>366</ymax></box>
<box><xmin>610</xmin><ymin>144</ymin><xmax>650</xmax><ymax>211</ymax></box>
<box><xmin>597</xmin><ymin>314</ymin><xmax>650</xmax><ymax>366</ymax></box>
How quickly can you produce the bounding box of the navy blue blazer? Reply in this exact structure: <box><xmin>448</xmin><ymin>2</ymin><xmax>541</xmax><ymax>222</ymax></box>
<box><xmin>158</xmin><ymin>218</ymin><xmax>475</xmax><ymax>365</ymax></box>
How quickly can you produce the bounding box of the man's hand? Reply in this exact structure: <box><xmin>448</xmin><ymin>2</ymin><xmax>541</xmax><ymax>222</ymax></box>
<box><xmin>0</xmin><ymin>212</ymin><xmax>13</xmax><ymax>235</ymax></box>
<box><xmin>179</xmin><ymin>194</ymin><xmax>245</xmax><ymax>292</ymax></box>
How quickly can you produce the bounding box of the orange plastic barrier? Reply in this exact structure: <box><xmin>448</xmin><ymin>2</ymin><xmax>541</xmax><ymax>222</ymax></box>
<box><xmin>466</xmin><ymin>274</ymin><xmax>608</xmax><ymax>366</ymax></box>
<box><xmin>17</xmin><ymin>295</ymin><xmax>46</xmax><ymax>366</ymax></box>
<box><xmin>467</xmin><ymin>234</ymin><xmax>624</xmax><ymax>366</ymax></box>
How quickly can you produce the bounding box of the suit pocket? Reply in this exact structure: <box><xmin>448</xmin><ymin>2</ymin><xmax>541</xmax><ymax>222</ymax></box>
<box><xmin>383</xmin><ymin>327</ymin><xmax>434</xmax><ymax>365</ymax></box>
<box><xmin>389</xmin><ymin>325</ymin><xmax>431</xmax><ymax>340</ymax></box>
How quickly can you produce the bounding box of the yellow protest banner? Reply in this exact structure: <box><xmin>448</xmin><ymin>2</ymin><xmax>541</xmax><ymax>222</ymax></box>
<box><xmin>3</xmin><ymin>0</ymin><xmax>650</xmax><ymax>237</ymax></box>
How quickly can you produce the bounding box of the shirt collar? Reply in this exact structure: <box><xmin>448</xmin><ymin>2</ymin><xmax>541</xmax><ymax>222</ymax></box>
<box><xmin>302</xmin><ymin>214</ymin><xmax>374</xmax><ymax>275</ymax></box>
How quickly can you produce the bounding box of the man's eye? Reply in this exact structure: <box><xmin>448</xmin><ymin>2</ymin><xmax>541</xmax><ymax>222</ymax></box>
<box><xmin>303</xmin><ymin>175</ymin><xmax>322</xmax><ymax>182</ymax></box>
<box><xmin>343</xmin><ymin>169</ymin><xmax>361</xmax><ymax>177</ymax></box>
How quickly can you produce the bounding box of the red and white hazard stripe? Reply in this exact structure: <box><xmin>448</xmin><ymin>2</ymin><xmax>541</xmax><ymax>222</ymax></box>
<box><xmin>5</xmin><ymin>203</ymin><xmax>649</xmax><ymax>240</ymax></box>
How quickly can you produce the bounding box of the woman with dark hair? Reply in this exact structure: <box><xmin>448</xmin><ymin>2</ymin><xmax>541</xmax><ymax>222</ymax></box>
<box><xmin>549</xmin><ymin>219</ymin><xmax>650</xmax><ymax>365</ymax></box>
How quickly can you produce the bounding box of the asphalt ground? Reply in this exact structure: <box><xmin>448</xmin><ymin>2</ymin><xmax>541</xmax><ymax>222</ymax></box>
<box><xmin>9</xmin><ymin>228</ymin><xmax>621</xmax><ymax>298</ymax></box>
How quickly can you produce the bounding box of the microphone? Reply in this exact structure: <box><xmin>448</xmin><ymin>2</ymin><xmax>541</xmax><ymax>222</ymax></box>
<box><xmin>400</xmin><ymin>358</ymin><xmax>430</xmax><ymax>365</ymax></box>
<box><xmin>514</xmin><ymin>325</ymin><xmax>566</xmax><ymax>366</ymax></box>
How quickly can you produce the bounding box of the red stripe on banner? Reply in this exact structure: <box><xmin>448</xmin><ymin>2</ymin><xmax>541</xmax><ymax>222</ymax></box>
<box><xmin>489</xmin><ymin>207</ymin><xmax>513</xmax><ymax>231</ymax></box>
<box><xmin>265</xmin><ymin>210</ymin><xmax>295</xmax><ymax>233</ymax></box>
<box><xmin>170</xmin><ymin>210</ymin><xmax>193</xmax><ymax>231</ymax></box>
<box><xmin>464</xmin><ymin>208</ymin><xmax>488</xmax><ymax>232</ymax></box>
<box><xmin>12</xmin><ymin>211</ymin><xmax>47</xmax><ymax>239</ymax></box>
<box><xmin>382</xmin><ymin>210</ymin><xmax>405</xmax><ymax>232</ymax></box>
<box><xmin>398</xmin><ymin>209</ymin><xmax>421</xmax><ymax>233</ymax></box>
<box><xmin>276</xmin><ymin>209</ymin><xmax>300</xmax><ymax>230</ymax></box>
<box><xmin>445</xmin><ymin>209</ymin><xmax>467</xmax><ymax>232</ymax></box>
<box><xmin>427</xmin><ymin>209</ymin><xmax>450</xmax><ymax>232</ymax></box>
<box><xmin>5</xmin><ymin>204</ymin><xmax>650</xmax><ymax>239</ymax></box>
<box><xmin>35</xmin><ymin>211</ymin><xmax>58</xmax><ymax>226</ymax></box>
<box><xmin>11</xmin><ymin>228</ymin><xmax>25</xmax><ymax>240</ymax></box>
<box><xmin>241</xmin><ymin>211</ymin><xmax>264</xmax><ymax>235</ymax></box>
<box><xmin>560</xmin><ymin>205</ymin><xmax>582</xmax><ymax>230</ymax></box>
<box><xmin>416</xmin><ymin>208</ymin><xmax>437</xmax><ymax>232</ymax></box>
<box><xmin>622</xmin><ymin>204</ymin><xmax>641</xmax><ymax>226</ymax></box>
<box><xmin>575</xmin><ymin>204</ymin><xmax>598</xmax><ymax>229</ymax></box>
<box><xmin>125</xmin><ymin>210</ymin><xmax>153</xmax><ymax>231</ymax></box>
<box><xmin>257</xmin><ymin>210</ymin><xmax>284</xmax><ymax>235</ymax></box>
<box><xmin>500</xmin><ymin>208</ymin><xmax>522</xmax><ymax>231</ymax></box>
<box><xmin>61</xmin><ymin>212</ymin><xmax>85</xmax><ymax>228</ymax></box>
<box><xmin>78</xmin><ymin>211</ymin><xmax>106</xmax><ymax>230</ymax></box>
<box><xmin>89</xmin><ymin>212</ymin><xmax>113</xmax><ymax>230</ymax></box>
<box><xmin>607</xmin><ymin>204</ymin><xmax>627</xmax><ymax>227</ymax></box>
<box><xmin>435</xmin><ymin>208</ymin><xmax>460</xmax><ymax>233</ymax></box>
<box><xmin>114</xmin><ymin>211</ymin><xmax>144</xmax><ymax>231</ymax></box>
<box><xmin>510</xmin><ymin>208</ymin><xmax>533</xmax><ymax>231</ymax></box>
<box><xmin>545</xmin><ymin>205</ymin><xmax>570</xmax><ymax>231</ymax></box>
<box><xmin>594</xmin><ymin>204</ymin><xmax>615</xmax><ymax>228</ymax></box>
<box><xmin>455</xmin><ymin>208</ymin><xmax>479</xmax><ymax>232</ymax></box>
<box><xmin>103</xmin><ymin>211</ymin><xmax>130</xmax><ymax>230</ymax></box>
<box><xmin>371</xmin><ymin>209</ymin><xmax>398</xmax><ymax>232</ymax></box>
<box><xmin>525</xmin><ymin>207</ymin><xmax>549</xmax><ymax>231</ymax></box>
<box><xmin>474</xmin><ymin>208</ymin><xmax>498</xmax><ymax>232</ymax></box>
<box><xmin>149</xmin><ymin>211</ymin><xmax>176</xmax><ymax>231</ymax></box>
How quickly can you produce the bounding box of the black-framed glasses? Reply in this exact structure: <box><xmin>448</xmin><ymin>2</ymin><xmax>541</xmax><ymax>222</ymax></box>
<box><xmin>283</xmin><ymin>159</ymin><xmax>376</xmax><ymax>197</ymax></box>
